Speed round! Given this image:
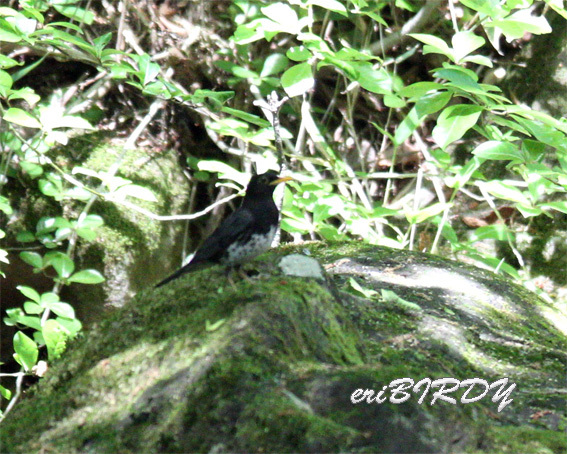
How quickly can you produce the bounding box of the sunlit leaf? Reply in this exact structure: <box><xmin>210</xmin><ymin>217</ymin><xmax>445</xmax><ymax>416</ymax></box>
<box><xmin>13</xmin><ymin>331</ymin><xmax>38</xmax><ymax>371</ymax></box>
<box><xmin>67</xmin><ymin>269</ymin><xmax>105</xmax><ymax>284</ymax></box>
<box><xmin>281</xmin><ymin>62</ymin><xmax>314</xmax><ymax>97</ymax></box>
<box><xmin>2</xmin><ymin>107</ymin><xmax>41</xmax><ymax>128</ymax></box>
<box><xmin>432</xmin><ymin>104</ymin><xmax>483</xmax><ymax>149</ymax></box>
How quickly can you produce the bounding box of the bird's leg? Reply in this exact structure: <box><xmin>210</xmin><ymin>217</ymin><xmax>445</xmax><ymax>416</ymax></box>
<box><xmin>236</xmin><ymin>265</ymin><xmax>252</xmax><ymax>282</ymax></box>
<box><xmin>224</xmin><ymin>265</ymin><xmax>253</xmax><ymax>288</ymax></box>
<box><xmin>225</xmin><ymin>266</ymin><xmax>238</xmax><ymax>290</ymax></box>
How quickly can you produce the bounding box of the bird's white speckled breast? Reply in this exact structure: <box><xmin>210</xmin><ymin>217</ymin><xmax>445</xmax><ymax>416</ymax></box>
<box><xmin>223</xmin><ymin>225</ymin><xmax>277</xmax><ymax>265</ymax></box>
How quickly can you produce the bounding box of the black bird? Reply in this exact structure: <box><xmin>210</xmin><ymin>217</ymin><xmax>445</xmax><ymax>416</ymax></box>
<box><xmin>156</xmin><ymin>171</ymin><xmax>292</xmax><ymax>288</ymax></box>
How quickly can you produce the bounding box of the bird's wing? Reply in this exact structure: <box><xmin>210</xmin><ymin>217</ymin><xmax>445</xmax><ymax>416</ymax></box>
<box><xmin>155</xmin><ymin>208</ymin><xmax>254</xmax><ymax>288</ymax></box>
<box><xmin>192</xmin><ymin>207</ymin><xmax>255</xmax><ymax>263</ymax></box>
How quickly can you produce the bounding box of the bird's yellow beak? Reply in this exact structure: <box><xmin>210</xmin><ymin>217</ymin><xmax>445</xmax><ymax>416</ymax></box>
<box><xmin>270</xmin><ymin>176</ymin><xmax>293</xmax><ymax>185</ymax></box>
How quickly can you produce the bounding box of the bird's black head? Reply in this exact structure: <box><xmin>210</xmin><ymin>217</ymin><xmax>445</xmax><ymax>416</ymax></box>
<box><xmin>245</xmin><ymin>171</ymin><xmax>291</xmax><ymax>198</ymax></box>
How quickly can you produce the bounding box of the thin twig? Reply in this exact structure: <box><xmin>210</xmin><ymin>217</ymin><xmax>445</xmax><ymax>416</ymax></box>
<box><xmin>108</xmin><ymin>191</ymin><xmax>243</xmax><ymax>221</ymax></box>
<box><xmin>408</xmin><ymin>166</ymin><xmax>424</xmax><ymax>251</ymax></box>
<box><xmin>448</xmin><ymin>0</ymin><xmax>459</xmax><ymax>33</ymax></box>
<box><xmin>253</xmin><ymin>91</ymin><xmax>289</xmax><ymax>171</ymax></box>
<box><xmin>116</xmin><ymin>0</ymin><xmax>129</xmax><ymax>51</ymax></box>
<box><xmin>0</xmin><ymin>369</ymin><xmax>24</xmax><ymax>423</ymax></box>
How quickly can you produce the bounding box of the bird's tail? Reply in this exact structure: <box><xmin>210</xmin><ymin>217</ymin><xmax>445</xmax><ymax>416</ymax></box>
<box><xmin>155</xmin><ymin>260</ymin><xmax>209</xmax><ymax>288</ymax></box>
<box><xmin>155</xmin><ymin>267</ymin><xmax>187</xmax><ymax>288</ymax></box>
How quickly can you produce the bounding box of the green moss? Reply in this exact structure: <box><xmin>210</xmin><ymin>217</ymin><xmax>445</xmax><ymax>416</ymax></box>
<box><xmin>478</xmin><ymin>426</ymin><xmax>567</xmax><ymax>454</ymax></box>
<box><xmin>2</xmin><ymin>242</ymin><xmax>566</xmax><ymax>453</ymax></box>
<box><xmin>235</xmin><ymin>392</ymin><xmax>358</xmax><ymax>452</ymax></box>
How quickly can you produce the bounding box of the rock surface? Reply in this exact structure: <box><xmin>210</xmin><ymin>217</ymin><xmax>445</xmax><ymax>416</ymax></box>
<box><xmin>1</xmin><ymin>243</ymin><xmax>566</xmax><ymax>453</ymax></box>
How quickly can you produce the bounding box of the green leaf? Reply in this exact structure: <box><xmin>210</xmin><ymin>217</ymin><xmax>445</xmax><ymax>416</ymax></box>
<box><xmin>383</xmin><ymin>94</ymin><xmax>406</xmax><ymax>108</ymax></box>
<box><xmin>351</xmin><ymin>62</ymin><xmax>396</xmax><ymax>94</ymax></box>
<box><xmin>143</xmin><ymin>80</ymin><xmax>170</xmax><ymax>97</ymax></box>
<box><xmin>0</xmin><ymin>54</ymin><xmax>21</xmax><ymax>69</ymax></box>
<box><xmin>47</xmin><ymin>21</ymin><xmax>84</xmax><ymax>34</ymax></box>
<box><xmin>53</xmin><ymin>5</ymin><xmax>94</xmax><ymax>25</ymax></box>
<box><xmin>513</xmin><ymin>116</ymin><xmax>566</xmax><ymax>148</ymax></box>
<box><xmin>0</xmin><ymin>384</ymin><xmax>12</xmax><ymax>400</ymax></box>
<box><xmin>260</xmin><ymin>53</ymin><xmax>289</xmax><ymax>77</ymax></box>
<box><xmin>205</xmin><ymin>318</ymin><xmax>226</xmax><ymax>332</ymax></box>
<box><xmin>36</xmin><ymin>216</ymin><xmax>71</xmax><ymax>235</ymax></box>
<box><xmin>19</xmin><ymin>251</ymin><xmax>43</xmax><ymax>268</ymax></box>
<box><xmin>541</xmin><ymin>201</ymin><xmax>567</xmax><ymax>215</ymax></box>
<box><xmin>4</xmin><ymin>308</ymin><xmax>41</xmax><ymax>330</ymax></box>
<box><xmin>56</xmin><ymin>316</ymin><xmax>82</xmax><ymax>336</ymax></box>
<box><xmin>23</xmin><ymin>301</ymin><xmax>42</xmax><ymax>315</ymax></box>
<box><xmin>52</xmin><ymin>114</ymin><xmax>93</xmax><ymax>130</ymax></box>
<box><xmin>197</xmin><ymin>161</ymin><xmax>246</xmax><ymax>185</ymax></box>
<box><xmin>472</xmin><ymin>140</ymin><xmax>524</xmax><ymax>162</ymax></box>
<box><xmin>459</xmin><ymin>0</ymin><xmax>502</xmax><ymax>16</ymax></box>
<box><xmin>308</xmin><ymin>0</ymin><xmax>347</xmax><ymax>16</ymax></box>
<box><xmin>517</xmin><ymin>204</ymin><xmax>542</xmax><ymax>218</ymax></box>
<box><xmin>49</xmin><ymin>302</ymin><xmax>75</xmax><ymax>319</ymax></box>
<box><xmin>445</xmin><ymin>156</ymin><xmax>484</xmax><ymax>190</ymax></box>
<box><xmin>286</xmin><ymin>46</ymin><xmax>311</xmax><ymax>62</ymax></box>
<box><xmin>0</xmin><ymin>195</ymin><xmax>12</xmax><ymax>215</ymax></box>
<box><xmin>44</xmin><ymin>251</ymin><xmax>75</xmax><ymax>278</ymax></box>
<box><xmin>451</xmin><ymin>31</ymin><xmax>485</xmax><ymax>62</ymax></box>
<box><xmin>468</xmin><ymin>224</ymin><xmax>512</xmax><ymax>242</ymax></box>
<box><xmin>381</xmin><ymin>289</ymin><xmax>422</xmax><ymax>311</ymax></box>
<box><xmin>349</xmin><ymin>277</ymin><xmax>377</xmax><ymax>298</ymax></box>
<box><xmin>394</xmin><ymin>106</ymin><xmax>420</xmax><ymax>146</ymax></box>
<box><xmin>192</xmin><ymin>89</ymin><xmax>234</xmax><ymax>108</ymax></box>
<box><xmin>221</xmin><ymin>107</ymin><xmax>271</xmax><ymax>128</ymax></box>
<box><xmin>432</xmin><ymin>104</ymin><xmax>483</xmax><ymax>149</ymax></box>
<box><xmin>320</xmin><ymin>55</ymin><xmax>358</xmax><ymax>79</ymax></box>
<box><xmin>39</xmin><ymin>292</ymin><xmax>59</xmax><ymax>307</ymax></box>
<box><xmin>434</xmin><ymin>67</ymin><xmax>484</xmax><ymax>94</ymax></box>
<box><xmin>77</xmin><ymin>214</ymin><xmax>104</xmax><ymax>230</ymax></box>
<box><xmin>113</xmin><ymin>184</ymin><xmax>157</xmax><ymax>202</ymax></box>
<box><xmin>13</xmin><ymin>331</ymin><xmax>38</xmax><ymax>371</ymax></box>
<box><xmin>68</xmin><ymin>269</ymin><xmax>105</xmax><ymax>284</ymax></box>
<box><xmin>42</xmin><ymin>319</ymin><xmax>67</xmax><ymax>360</ymax></box>
<box><xmin>20</xmin><ymin>161</ymin><xmax>43</xmax><ymax>178</ymax></box>
<box><xmin>232</xmin><ymin>20</ymin><xmax>266</xmax><ymax>45</ymax></box>
<box><xmin>2</xmin><ymin>107</ymin><xmax>41</xmax><ymax>128</ymax></box>
<box><xmin>545</xmin><ymin>0</ymin><xmax>567</xmax><ymax>20</ymax></box>
<box><xmin>398</xmin><ymin>81</ymin><xmax>444</xmax><ymax>98</ymax></box>
<box><xmin>462</xmin><ymin>54</ymin><xmax>493</xmax><ymax>67</ymax></box>
<box><xmin>93</xmin><ymin>32</ymin><xmax>112</xmax><ymax>52</ymax></box>
<box><xmin>406</xmin><ymin>202</ymin><xmax>451</xmax><ymax>224</ymax></box>
<box><xmin>75</xmin><ymin>228</ymin><xmax>96</xmax><ymax>241</ymax></box>
<box><xmin>17</xmin><ymin>285</ymin><xmax>40</xmax><ymax>302</ymax></box>
<box><xmin>261</xmin><ymin>3</ymin><xmax>300</xmax><ymax>33</ymax></box>
<box><xmin>134</xmin><ymin>54</ymin><xmax>160</xmax><ymax>86</ymax></box>
<box><xmin>410</xmin><ymin>33</ymin><xmax>453</xmax><ymax>60</ymax></box>
<box><xmin>0</xmin><ymin>18</ymin><xmax>24</xmax><ymax>43</ymax></box>
<box><xmin>415</xmin><ymin>91</ymin><xmax>452</xmax><ymax>117</ymax></box>
<box><xmin>358</xmin><ymin>9</ymin><xmax>388</xmax><ymax>26</ymax></box>
<box><xmin>317</xmin><ymin>224</ymin><xmax>346</xmax><ymax>241</ymax></box>
<box><xmin>0</xmin><ymin>69</ymin><xmax>13</xmax><ymax>96</ymax></box>
<box><xmin>281</xmin><ymin>62</ymin><xmax>314</xmax><ymax>98</ymax></box>
<box><xmin>38</xmin><ymin>178</ymin><xmax>63</xmax><ymax>198</ymax></box>
<box><xmin>280</xmin><ymin>217</ymin><xmax>312</xmax><ymax>233</ymax></box>
<box><xmin>486</xmin><ymin>10</ymin><xmax>551</xmax><ymax>41</ymax></box>
<box><xmin>481</xmin><ymin>181</ymin><xmax>531</xmax><ymax>205</ymax></box>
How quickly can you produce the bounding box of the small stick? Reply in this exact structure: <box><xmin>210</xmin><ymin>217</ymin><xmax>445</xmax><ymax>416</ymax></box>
<box><xmin>254</xmin><ymin>91</ymin><xmax>289</xmax><ymax>172</ymax></box>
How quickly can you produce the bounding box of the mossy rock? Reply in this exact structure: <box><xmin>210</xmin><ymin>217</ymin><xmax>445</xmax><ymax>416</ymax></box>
<box><xmin>1</xmin><ymin>243</ymin><xmax>565</xmax><ymax>453</ymax></box>
<box><xmin>3</xmin><ymin>133</ymin><xmax>190</xmax><ymax>315</ymax></box>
